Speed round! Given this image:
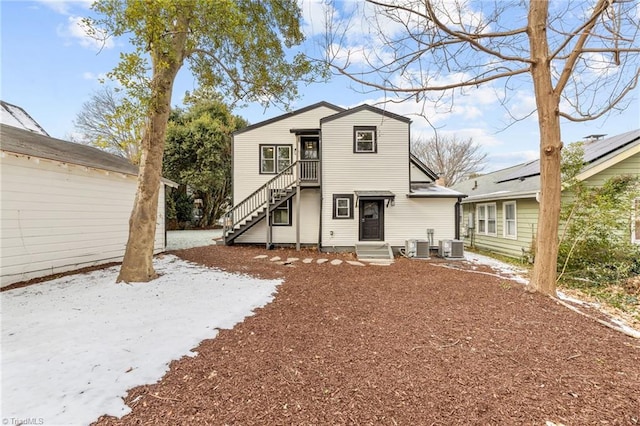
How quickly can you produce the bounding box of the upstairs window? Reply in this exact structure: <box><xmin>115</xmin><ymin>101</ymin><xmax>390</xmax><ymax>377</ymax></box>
<box><xmin>353</xmin><ymin>126</ymin><xmax>377</xmax><ymax>153</ymax></box>
<box><xmin>477</xmin><ymin>203</ymin><xmax>497</xmax><ymax>236</ymax></box>
<box><xmin>333</xmin><ymin>194</ymin><xmax>354</xmax><ymax>219</ymax></box>
<box><xmin>260</xmin><ymin>145</ymin><xmax>291</xmax><ymax>174</ymax></box>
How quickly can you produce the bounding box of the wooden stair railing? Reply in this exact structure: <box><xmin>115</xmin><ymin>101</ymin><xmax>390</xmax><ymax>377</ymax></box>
<box><xmin>223</xmin><ymin>161</ymin><xmax>298</xmax><ymax>244</ymax></box>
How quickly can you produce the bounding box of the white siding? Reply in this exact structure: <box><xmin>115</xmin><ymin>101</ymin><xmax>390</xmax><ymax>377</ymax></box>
<box><xmin>233</xmin><ymin>106</ymin><xmax>338</xmax><ymax>202</ymax></box>
<box><xmin>0</xmin><ymin>153</ymin><xmax>166</xmax><ymax>287</ymax></box>
<box><xmin>320</xmin><ymin>109</ymin><xmax>458</xmax><ymax>248</ymax></box>
<box><xmin>236</xmin><ymin>189</ymin><xmax>320</xmax><ymax>245</ymax></box>
<box><xmin>410</xmin><ymin>163</ymin><xmax>433</xmax><ymax>182</ymax></box>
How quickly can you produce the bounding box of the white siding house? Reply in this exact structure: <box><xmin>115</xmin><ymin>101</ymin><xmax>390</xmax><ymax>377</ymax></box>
<box><xmin>0</xmin><ymin>124</ymin><xmax>174</xmax><ymax>287</ymax></box>
<box><xmin>224</xmin><ymin>102</ymin><xmax>466</xmax><ymax>254</ymax></box>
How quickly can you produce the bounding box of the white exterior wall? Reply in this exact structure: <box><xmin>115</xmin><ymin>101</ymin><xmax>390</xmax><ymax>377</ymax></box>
<box><xmin>320</xmin><ymin>109</ymin><xmax>458</xmax><ymax>248</ymax></box>
<box><xmin>233</xmin><ymin>105</ymin><xmax>339</xmax><ymax>202</ymax></box>
<box><xmin>0</xmin><ymin>153</ymin><xmax>166</xmax><ymax>287</ymax></box>
<box><xmin>410</xmin><ymin>163</ymin><xmax>433</xmax><ymax>182</ymax></box>
<box><xmin>236</xmin><ymin>188</ymin><xmax>320</xmax><ymax>245</ymax></box>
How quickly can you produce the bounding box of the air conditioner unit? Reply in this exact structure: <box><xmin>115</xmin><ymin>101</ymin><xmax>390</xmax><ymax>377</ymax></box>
<box><xmin>415</xmin><ymin>240</ymin><xmax>430</xmax><ymax>258</ymax></box>
<box><xmin>438</xmin><ymin>240</ymin><xmax>451</xmax><ymax>257</ymax></box>
<box><xmin>405</xmin><ymin>239</ymin><xmax>430</xmax><ymax>258</ymax></box>
<box><xmin>450</xmin><ymin>240</ymin><xmax>464</xmax><ymax>258</ymax></box>
<box><xmin>405</xmin><ymin>239</ymin><xmax>417</xmax><ymax>257</ymax></box>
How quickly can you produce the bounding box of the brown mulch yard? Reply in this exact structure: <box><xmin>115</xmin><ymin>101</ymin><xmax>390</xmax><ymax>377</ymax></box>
<box><xmin>95</xmin><ymin>245</ymin><xmax>640</xmax><ymax>425</ymax></box>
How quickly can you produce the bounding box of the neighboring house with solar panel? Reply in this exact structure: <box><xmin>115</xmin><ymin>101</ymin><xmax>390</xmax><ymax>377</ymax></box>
<box><xmin>451</xmin><ymin>129</ymin><xmax>640</xmax><ymax>260</ymax></box>
<box><xmin>0</xmin><ymin>101</ymin><xmax>177</xmax><ymax>287</ymax></box>
<box><xmin>223</xmin><ymin>102</ymin><xmax>467</xmax><ymax>258</ymax></box>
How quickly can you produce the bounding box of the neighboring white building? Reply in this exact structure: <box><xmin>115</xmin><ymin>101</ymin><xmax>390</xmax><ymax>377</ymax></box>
<box><xmin>0</xmin><ymin>122</ymin><xmax>175</xmax><ymax>287</ymax></box>
<box><xmin>224</xmin><ymin>102</ymin><xmax>466</xmax><ymax>255</ymax></box>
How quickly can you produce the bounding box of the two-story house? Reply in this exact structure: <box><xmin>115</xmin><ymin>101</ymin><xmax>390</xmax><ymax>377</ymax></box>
<box><xmin>223</xmin><ymin>102</ymin><xmax>466</xmax><ymax>256</ymax></box>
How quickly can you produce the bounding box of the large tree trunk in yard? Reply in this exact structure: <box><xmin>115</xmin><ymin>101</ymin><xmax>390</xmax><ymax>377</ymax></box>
<box><xmin>117</xmin><ymin>70</ymin><xmax>180</xmax><ymax>283</ymax></box>
<box><xmin>527</xmin><ymin>0</ymin><xmax>563</xmax><ymax>296</ymax></box>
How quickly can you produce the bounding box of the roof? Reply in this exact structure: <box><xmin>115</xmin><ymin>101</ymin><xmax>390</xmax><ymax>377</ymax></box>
<box><xmin>233</xmin><ymin>102</ymin><xmax>344</xmax><ymax>135</ymax></box>
<box><xmin>452</xmin><ymin>128</ymin><xmax>640</xmax><ymax>204</ymax></box>
<box><xmin>355</xmin><ymin>190</ymin><xmax>396</xmax><ymax>200</ymax></box>
<box><xmin>408</xmin><ymin>183</ymin><xmax>467</xmax><ymax>198</ymax></box>
<box><xmin>497</xmin><ymin>129</ymin><xmax>640</xmax><ymax>182</ymax></box>
<box><xmin>320</xmin><ymin>104</ymin><xmax>412</xmax><ymax>124</ymax></box>
<box><xmin>1</xmin><ymin>101</ymin><xmax>49</xmax><ymax>136</ymax></box>
<box><xmin>410</xmin><ymin>153</ymin><xmax>439</xmax><ymax>181</ymax></box>
<box><xmin>0</xmin><ymin>124</ymin><xmax>177</xmax><ymax>187</ymax></box>
<box><xmin>451</xmin><ymin>162</ymin><xmax>540</xmax><ymax>203</ymax></box>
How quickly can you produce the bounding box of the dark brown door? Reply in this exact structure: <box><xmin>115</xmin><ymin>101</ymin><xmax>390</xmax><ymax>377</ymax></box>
<box><xmin>359</xmin><ymin>200</ymin><xmax>384</xmax><ymax>241</ymax></box>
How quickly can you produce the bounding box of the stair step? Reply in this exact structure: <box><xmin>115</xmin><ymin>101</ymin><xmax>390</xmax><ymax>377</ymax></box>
<box><xmin>355</xmin><ymin>242</ymin><xmax>393</xmax><ymax>261</ymax></box>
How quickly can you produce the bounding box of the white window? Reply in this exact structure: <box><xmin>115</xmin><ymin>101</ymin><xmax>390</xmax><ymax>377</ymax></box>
<box><xmin>271</xmin><ymin>199</ymin><xmax>291</xmax><ymax>226</ymax></box>
<box><xmin>477</xmin><ymin>203</ymin><xmax>497</xmax><ymax>236</ymax></box>
<box><xmin>503</xmin><ymin>201</ymin><xmax>517</xmax><ymax>239</ymax></box>
<box><xmin>333</xmin><ymin>194</ymin><xmax>354</xmax><ymax>219</ymax></box>
<box><xmin>354</xmin><ymin>126</ymin><xmax>377</xmax><ymax>153</ymax></box>
<box><xmin>260</xmin><ymin>145</ymin><xmax>291</xmax><ymax>174</ymax></box>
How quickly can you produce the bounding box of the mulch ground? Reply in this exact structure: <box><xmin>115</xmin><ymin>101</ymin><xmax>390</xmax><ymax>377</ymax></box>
<box><xmin>94</xmin><ymin>245</ymin><xmax>640</xmax><ymax>425</ymax></box>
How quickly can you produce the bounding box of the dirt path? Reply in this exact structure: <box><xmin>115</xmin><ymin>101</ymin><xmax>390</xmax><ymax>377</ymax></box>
<box><xmin>95</xmin><ymin>245</ymin><xmax>640</xmax><ymax>425</ymax></box>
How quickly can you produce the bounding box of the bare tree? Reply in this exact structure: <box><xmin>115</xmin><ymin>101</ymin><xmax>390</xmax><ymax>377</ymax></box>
<box><xmin>321</xmin><ymin>0</ymin><xmax>640</xmax><ymax>296</ymax></box>
<box><xmin>412</xmin><ymin>135</ymin><xmax>486</xmax><ymax>186</ymax></box>
<box><xmin>73</xmin><ymin>86</ymin><xmax>143</xmax><ymax>164</ymax></box>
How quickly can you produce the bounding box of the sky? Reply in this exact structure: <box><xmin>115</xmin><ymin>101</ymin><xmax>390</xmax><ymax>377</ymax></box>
<box><xmin>1</xmin><ymin>0</ymin><xmax>639</xmax><ymax>172</ymax></box>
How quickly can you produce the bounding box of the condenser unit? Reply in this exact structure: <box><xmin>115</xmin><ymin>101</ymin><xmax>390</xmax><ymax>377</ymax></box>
<box><xmin>438</xmin><ymin>240</ymin><xmax>451</xmax><ymax>257</ymax></box>
<box><xmin>405</xmin><ymin>239</ymin><xmax>430</xmax><ymax>259</ymax></box>
<box><xmin>450</xmin><ymin>240</ymin><xmax>464</xmax><ymax>258</ymax></box>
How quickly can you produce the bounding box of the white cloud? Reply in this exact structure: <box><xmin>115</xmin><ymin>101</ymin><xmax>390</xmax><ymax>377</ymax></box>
<box><xmin>37</xmin><ymin>0</ymin><xmax>93</xmax><ymax>15</ymax></box>
<box><xmin>82</xmin><ymin>71</ymin><xmax>109</xmax><ymax>82</ymax></box>
<box><xmin>58</xmin><ymin>15</ymin><xmax>113</xmax><ymax>51</ymax></box>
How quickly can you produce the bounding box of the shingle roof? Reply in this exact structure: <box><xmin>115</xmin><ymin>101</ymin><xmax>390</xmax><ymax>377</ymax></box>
<box><xmin>320</xmin><ymin>103</ymin><xmax>412</xmax><ymax>124</ymax></box>
<box><xmin>1</xmin><ymin>123</ymin><xmax>138</xmax><ymax>177</ymax></box>
<box><xmin>452</xmin><ymin>129</ymin><xmax>640</xmax><ymax>203</ymax></box>
<box><xmin>233</xmin><ymin>101</ymin><xmax>345</xmax><ymax>135</ymax></box>
<box><xmin>497</xmin><ymin>129</ymin><xmax>640</xmax><ymax>182</ymax></box>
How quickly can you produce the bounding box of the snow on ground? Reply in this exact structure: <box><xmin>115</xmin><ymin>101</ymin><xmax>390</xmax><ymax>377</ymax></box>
<box><xmin>1</xmin><ymin>254</ymin><xmax>281</xmax><ymax>425</ymax></box>
<box><xmin>463</xmin><ymin>251</ymin><xmax>529</xmax><ymax>285</ymax></box>
<box><xmin>166</xmin><ymin>229</ymin><xmax>223</xmax><ymax>250</ymax></box>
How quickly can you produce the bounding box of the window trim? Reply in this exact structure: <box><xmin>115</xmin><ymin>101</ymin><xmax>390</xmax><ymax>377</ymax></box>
<box><xmin>353</xmin><ymin>126</ymin><xmax>377</xmax><ymax>153</ymax></box>
<box><xmin>503</xmin><ymin>201</ymin><xmax>517</xmax><ymax>239</ymax></box>
<box><xmin>333</xmin><ymin>194</ymin><xmax>354</xmax><ymax>219</ymax></box>
<box><xmin>270</xmin><ymin>198</ymin><xmax>292</xmax><ymax>226</ymax></box>
<box><xmin>260</xmin><ymin>144</ymin><xmax>292</xmax><ymax>174</ymax></box>
<box><xmin>476</xmin><ymin>203</ymin><xmax>497</xmax><ymax>237</ymax></box>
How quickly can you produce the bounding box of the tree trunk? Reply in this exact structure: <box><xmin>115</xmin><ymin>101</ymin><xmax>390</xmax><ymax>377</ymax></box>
<box><xmin>527</xmin><ymin>0</ymin><xmax>562</xmax><ymax>296</ymax></box>
<box><xmin>117</xmin><ymin>68</ymin><xmax>180</xmax><ymax>283</ymax></box>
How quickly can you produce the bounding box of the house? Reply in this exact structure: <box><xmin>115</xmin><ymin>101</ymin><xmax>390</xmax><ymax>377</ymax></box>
<box><xmin>451</xmin><ymin>129</ymin><xmax>640</xmax><ymax>259</ymax></box>
<box><xmin>223</xmin><ymin>102</ymin><xmax>466</xmax><ymax>255</ymax></box>
<box><xmin>0</xmin><ymin>119</ymin><xmax>176</xmax><ymax>287</ymax></box>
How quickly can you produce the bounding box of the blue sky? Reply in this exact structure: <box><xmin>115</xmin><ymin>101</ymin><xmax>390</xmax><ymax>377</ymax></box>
<box><xmin>2</xmin><ymin>0</ymin><xmax>639</xmax><ymax>172</ymax></box>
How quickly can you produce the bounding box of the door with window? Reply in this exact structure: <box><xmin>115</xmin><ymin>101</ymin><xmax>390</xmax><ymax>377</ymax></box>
<box><xmin>359</xmin><ymin>200</ymin><xmax>384</xmax><ymax>241</ymax></box>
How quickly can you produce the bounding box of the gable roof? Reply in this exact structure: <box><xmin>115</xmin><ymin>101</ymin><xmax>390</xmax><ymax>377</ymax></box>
<box><xmin>1</xmin><ymin>123</ymin><xmax>140</xmax><ymax>176</ymax></box>
<box><xmin>320</xmin><ymin>103</ymin><xmax>412</xmax><ymax>124</ymax></box>
<box><xmin>233</xmin><ymin>101</ymin><xmax>344</xmax><ymax>135</ymax></box>
<box><xmin>497</xmin><ymin>129</ymin><xmax>640</xmax><ymax>183</ymax></box>
<box><xmin>1</xmin><ymin>101</ymin><xmax>49</xmax><ymax>136</ymax></box>
<box><xmin>452</xmin><ymin>128</ymin><xmax>640</xmax><ymax>203</ymax></box>
<box><xmin>410</xmin><ymin>153</ymin><xmax>439</xmax><ymax>181</ymax></box>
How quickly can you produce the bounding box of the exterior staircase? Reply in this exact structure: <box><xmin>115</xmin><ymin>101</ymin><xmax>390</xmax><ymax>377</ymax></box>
<box><xmin>223</xmin><ymin>160</ymin><xmax>317</xmax><ymax>246</ymax></box>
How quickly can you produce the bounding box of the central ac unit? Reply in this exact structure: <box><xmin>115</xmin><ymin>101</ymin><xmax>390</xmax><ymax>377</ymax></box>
<box><xmin>438</xmin><ymin>240</ymin><xmax>451</xmax><ymax>257</ymax></box>
<box><xmin>405</xmin><ymin>239</ymin><xmax>430</xmax><ymax>258</ymax></box>
<box><xmin>450</xmin><ymin>240</ymin><xmax>464</xmax><ymax>258</ymax></box>
<box><xmin>415</xmin><ymin>240</ymin><xmax>430</xmax><ymax>258</ymax></box>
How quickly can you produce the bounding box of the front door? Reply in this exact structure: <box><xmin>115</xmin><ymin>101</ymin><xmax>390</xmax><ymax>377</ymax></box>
<box><xmin>359</xmin><ymin>200</ymin><xmax>384</xmax><ymax>241</ymax></box>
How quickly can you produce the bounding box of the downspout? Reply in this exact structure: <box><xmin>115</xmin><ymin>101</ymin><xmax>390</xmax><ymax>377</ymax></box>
<box><xmin>318</xmin><ymin>131</ymin><xmax>323</xmax><ymax>252</ymax></box>
<box><xmin>455</xmin><ymin>197</ymin><xmax>462</xmax><ymax>240</ymax></box>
